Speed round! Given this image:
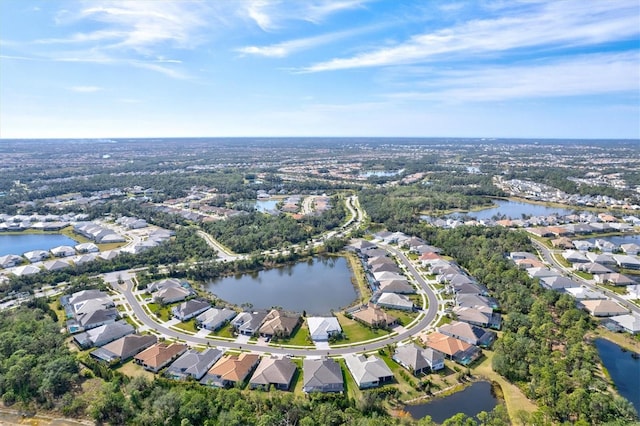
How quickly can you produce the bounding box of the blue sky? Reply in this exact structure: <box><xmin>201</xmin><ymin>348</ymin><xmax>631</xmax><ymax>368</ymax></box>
<box><xmin>1</xmin><ymin>0</ymin><xmax>638</xmax><ymax>139</ymax></box>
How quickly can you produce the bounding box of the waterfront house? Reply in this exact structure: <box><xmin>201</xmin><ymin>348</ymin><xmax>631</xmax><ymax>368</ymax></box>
<box><xmin>231</xmin><ymin>311</ymin><xmax>269</xmax><ymax>336</ymax></box>
<box><xmin>134</xmin><ymin>342</ymin><xmax>188</xmax><ymax>373</ymax></box>
<box><xmin>165</xmin><ymin>348</ymin><xmax>223</xmax><ymax>381</ymax></box>
<box><xmin>302</xmin><ymin>358</ymin><xmax>344</xmax><ymax>393</ymax></box>
<box><xmin>171</xmin><ymin>299</ymin><xmax>210</xmax><ymax>321</ymax></box>
<box><xmin>0</xmin><ymin>254</ymin><xmax>23</xmax><ymax>269</ymax></box>
<box><xmin>344</xmin><ymin>354</ymin><xmax>394</xmax><ymax>389</ymax></box>
<box><xmin>393</xmin><ymin>343</ymin><xmax>444</xmax><ymax>375</ymax></box>
<box><xmin>307</xmin><ymin>317</ymin><xmax>342</xmax><ymax>341</ymax></box>
<box><xmin>23</xmin><ymin>250</ymin><xmax>50</xmax><ymax>263</ymax></box>
<box><xmin>375</xmin><ymin>292</ymin><xmax>414</xmax><ymax>311</ymax></box>
<box><xmin>249</xmin><ymin>357</ymin><xmax>297</xmax><ymax>390</ymax></box>
<box><xmin>259</xmin><ymin>309</ymin><xmax>301</xmax><ymax>339</ymax></box>
<box><xmin>90</xmin><ymin>334</ymin><xmax>157</xmax><ymax>364</ymax></box>
<box><xmin>50</xmin><ymin>245</ymin><xmax>76</xmax><ymax>257</ymax></box>
<box><xmin>352</xmin><ymin>305</ymin><xmax>398</xmax><ymax>329</ymax></box>
<box><xmin>424</xmin><ymin>332</ymin><xmax>481</xmax><ymax>365</ymax></box>
<box><xmin>200</xmin><ymin>353</ymin><xmax>260</xmax><ymax>388</ymax></box>
<box><xmin>196</xmin><ymin>307</ymin><xmax>237</xmax><ymax>331</ymax></box>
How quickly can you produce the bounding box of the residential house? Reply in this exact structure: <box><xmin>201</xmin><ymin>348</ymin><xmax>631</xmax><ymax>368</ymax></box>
<box><xmin>375</xmin><ymin>292</ymin><xmax>414</xmax><ymax>311</ymax></box>
<box><xmin>562</xmin><ymin>250</ymin><xmax>589</xmax><ymax>264</ymax></box>
<box><xmin>75</xmin><ymin>242</ymin><xmax>99</xmax><ymax>253</ymax></box>
<box><xmin>608</xmin><ymin>314</ymin><xmax>640</xmax><ymax>334</ymax></box>
<box><xmin>23</xmin><ymin>250</ymin><xmax>49</xmax><ymax>263</ymax></box>
<box><xmin>424</xmin><ymin>332</ymin><xmax>481</xmax><ymax>365</ymax></box>
<box><xmin>155</xmin><ymin>286</ymin><xmax>192</xmax><ymax>304</ymax></box>
<box><xmin>43</xmin><ymin>259</ymin><xmax>71</xmax><ymax>272</ymax></box>
<box><xmin>526</xmin><ymin>267</ymin><xmax>560</xmax><ymax>279</ymax></box>
<box><xmin>539</xmin><ymin>275</ymin><xmax>581</xmax><ymax>291</ymax></box>
<box><xmin>453</xmin><ymin>306</ymin><xmax>502</xmax><ymax>330</ymax></box>
<box><xmin>455</xmin><ymin>294</ymin><xmax>499</xmax><ymax>311</ymax></box>
<box><xmin>393</xmin><ymin>343</ymin><xmax>444</xmax><ymax>375</ymax></box>
<box><xmin>352</xmin><ymin>305</ymin><xmax>398</xmax><ymax>329</ymax></box>
<box><xmin>451</xmin><ymin>282</ymin><xmax>488</xmax><ymax>296</ymax></box>
<box><xmin>231</xmin><ymin>311</ymin><xmax>269</xmax><ymax>336</ymax></box>
<box><xmin>196</xmin><ymin>307</ymin><xmax>237</xmax><ymax>331</ymax></box>
<box><xmin>438</xmin><ymin>321</ymin><xmax>496</xmax><ymax>348</ymax></box>
<box><xmin>564</xmin><ymin>287</ymin><xmax>606</xmax><ymax>300</ymax></box>
<box><xmin>551</xmin><ymin>237</ymin><xmax>574</xmax><ymax>249</ymax></box>
<box><xmin>370</xmin><ymin>262</ymin><xmax>400</xmax><ymax>274</ymax></box>
<box><xmin>249</xmin><ymin>357</ymin><xmax>297</xmax><ymax>390</ymax></box>
<box><xmin>259</xmin><ymin>310</ymin><xmax>301</xmax><ymax>338</ymax></box>
<box><xmin>373</xmin><ymin>271</ymin><xmax>406</xmax><ymax>282</ymax></box>
<box><xmin>378</xmin><ymin>279</ymin><xmax>416</xmax><ymax>294</ymax></box>
<box><xmin>585</xmin><ymin>252</ymin><xmax>617</xmax><ymax>265</ymax></box>
<box><xmin>594</xmin><ymin>273</ymin><xmax>636</xmax><ymax>286</ymax></box>
<box><xmin>620</xmin><ymin>243</ymin><xmax>640</xmax><ymax>256</ymax></box>
<box><xmin>90</xmin><ymin>334</ymin><xmax>157</xmax><ymax>364</ymax></box>
<box><xmin>200</xmin><ymin>353</ymin><xmax>260</xmax><ymax>388</ymax></box>
<box><xmin>302</xmin><ymin>358</ymin><xmax>344</xmax><ymax>393</ymax></box>
<box><xmin>11</xmin><ymin>264</ymin><xmax>41</xmax><ymax>276</ymax></box>
<box><xmin>73</xmin><ymin>321</ymin><xmax>135</xmax><ymax>349</ymax></box>
<box><xmin>580</xmin><ymin>300</ymin><xmax>629</xmax><ymax>317</ymax></box>
<box><xmin>0</xmin><ymin>254</ymin><xmax>23</xmax><ymax>269</ymax></box>
<box><xmin>307</xmin><ymin>317</ymin><xmax>342</xmax><ymax>341</ymax></box>
<box><xmin>147</xmin><ymin>278</ymin><xmax>188</xmax><ymax>293</ymax></box>
<box><xmin>613</xmin><ymin>255</ymin><xmax>640</xmax><ymax>270</ymax></box>
<box><xmin>165</xmin><ymin>348</ymin><xmax>224</xmax><ymax>381</ymax></box>
<box><xmin>595</xmin><ymin>239</ymin><xmax>618</xmax><ymax>253</ymax></box>
<box><xmin>344</xmin><ymin>354</ymin><xmax>394</xmax><ymax>389</ymax></box>
<box><xmin>573</xmin><ymin>240</ymin><xmax>595</xmax><ymax>252</ymax></box>
<box><xmin>50</xmin><ymin>245</ymin><xmax>76</xmax><ymax>257</ymax></box>
<box><xmin>576</xmin><ymin>262</ymin><xmax>615</xmax><ymax>275</ymax></box>
<box><xmin>134</xmin><ymin>342</ymin><xmax>188</xmax><ymax>373</ymax></box>
<box><xmin>172</xmin><ymin>299</ymin><xmax>211</xmax><ymax>321</ymax></box>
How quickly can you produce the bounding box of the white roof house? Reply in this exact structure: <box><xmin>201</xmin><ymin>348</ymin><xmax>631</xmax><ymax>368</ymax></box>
<box><xmin>376</xmin><ymin>293</ymin><xmax>414</xmax><ymax>311</ymax></box>
<box><xmin>23</xmin><ymin>250</ymin><xmax>50</xmax><ymax>263</ymax></box>
<box><xmin>12</xmin><ymin>264</ymin><xmax>41</xmax><ymax>276</ymax></box>
<box><xmin>51</xmin><ymin>245</ymin><xmax>76</xmax><ymax>257</ymax></box>
<box><xmin>609</xmin><ymin>314</ymin><xmax>640</xmax><ymax>334</ymax></box>
<box><xmin>307</xmin><ymin>317</ymin><xmax>342</xmax><ymax>341</ymax></box>
<box><xmin>344</xmin><ymin>354</ymin><xmax>393</xmax><ymax>389</ymax></box>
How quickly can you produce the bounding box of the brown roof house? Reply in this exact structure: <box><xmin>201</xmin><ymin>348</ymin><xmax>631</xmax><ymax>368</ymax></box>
<box><xmin>438</xmin><ymin>321</ymin><xmax>496</xmax><ymax>348</ymax></box>
<box><xmin>259</xmin><ymin>309</ymin><xmax>301</xmax><ymax>339</ymax></box>
<box><xmin>352</xmin><ymin>305</ymin><xmax>397</xmax><ymax>329</ymax></box>
<box><xmin>249</xmin><ymin>356</ymin><xmax>297</xmax><ymax>390</ymax></box>
<box><xmin>134</xmin><ymin>342</ymin><xmax>188</xmax><ymax>373</ymax></box>
<box><xmin>580</xmin><ymin>300</ymin><xmax>629</xmax><ymax>317</ymax></box>
<box><xmin>424</xmin><ymin>332</ymin><xmax>481</xmax><ymax>366</ymax></box>
<box><xmin>200</xmin><ymin>353</ymin><xmax>260</xmax><ymax>388</ymax></box>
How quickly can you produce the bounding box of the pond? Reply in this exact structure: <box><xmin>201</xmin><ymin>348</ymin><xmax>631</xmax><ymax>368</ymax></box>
<box><xmin>405</xmin><ymin>381</ymin><xmax>498</xmax><ymax>423</ymax></box>
<box><xmin>594</xmin><ymin>338</ymin><xmax>640</xmax><ymax>413</ymax></box>
<box><xmin>254</xmin><ymin>199</ymin><xmax>279</xmax><ymax>213</ymax></box>
<box><xmin>448</xmin><ymin>199</ymin><xmax>578</xmax><ymax>220</ymax></box>
<box><xmin>0</xmin><ymin>233</ymin><xmax>78</xmax><ymax>257</ymax></box>
<box><xmin>205</xmin><ymin>256</ymin><xmax>358</xmax><ymax>315</ymax></box>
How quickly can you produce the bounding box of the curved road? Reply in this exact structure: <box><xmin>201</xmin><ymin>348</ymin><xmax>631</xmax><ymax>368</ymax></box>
<box><xmin>532</xmin><ymin>239</ymin><xmax>640</xmax><ymax>315</ymax></box>
<box><xmin>112</xmin><ymin>195</ymin><xmax>441</xmax><ymax>357</ymax></box>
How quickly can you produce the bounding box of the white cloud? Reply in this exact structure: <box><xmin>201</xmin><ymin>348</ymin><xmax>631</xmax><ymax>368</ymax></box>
<box><xmin>384</xmin><ymin>52</ymin><xmax>640</xmax><ymax>102</ymax></box>
<box><xmin>69</xmin><ymin>86</ymin><xmax>103</xmax><ymax>93</ymax></box>
<box><xmin>243</xmin><ymin>0</ymin><xmax>371</xmax><ymax>31</ymax></box>
<box><xmin>301</xmin><ymin>0</ymin><xmax>640</xmax><ymax>72</ymax></box>
<box><xmin>237</xmin><ymin>25</ymin><xmax>380</xmax><ymax>57</ymax></box>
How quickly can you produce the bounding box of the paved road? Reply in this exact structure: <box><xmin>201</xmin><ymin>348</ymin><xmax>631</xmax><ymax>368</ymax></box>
<box><xmin>532</xmin><ymin>239</ymin><xmax>640</xmax><ymax>315</ymax></box>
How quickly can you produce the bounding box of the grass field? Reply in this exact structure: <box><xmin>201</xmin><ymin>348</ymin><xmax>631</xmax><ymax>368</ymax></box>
<box><xmin>333</xmin><ymin>314</ymin><xmax>389</xmax><ymax>345</ymax></box>
<box><xmin>174</xmin><ymin>319</ymin><xmax>198</xmax><ymax>333</ymax></box>
<box><xmin>271</xmin><ymin>323</ymin><xmax>312</xmax><ymax>347</ymax></box>
<box><xmin>212</xmin><ymin>322</ymin><xmax>235</xmax><ymax>338</ymax></box>
<box><xmin>114</xmin><ymin>359</ymin><xmax>156</xmax><ymax>380</ymax></box>
<box><xmin>345</xmin><ymin>252</ymin><xmax>371</xmax><ymax>304</ymax></box>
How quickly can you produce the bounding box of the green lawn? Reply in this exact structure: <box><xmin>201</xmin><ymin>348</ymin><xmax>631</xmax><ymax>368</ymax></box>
<box><xmin>271</xmin><ymin>323</ymin><xmax>312</xmax><ymax>347</ymax></box>
<box><xmin>387</xmin><ymin>309</ymin><xmax>418</xmax><ymax>326</ymax></box>
<box><xmin>575</xmin><ymin>271</ymin><xmax>593</xmax><ymax>280</ymax></box>
<box><xmin>598</xmin><ymin>283</ymin><xmax>628</xmax><ymax>295</ymax></box>
<box><xmin>174</xmin><ymin>319</ymin><xmax>198</xmax><ymax>333</ymax></box>
<box><xmin>146</xmin><ymin>302</ymin><xmax>172</xmax><ymax>321</ymax></box>
<box><xmin>378</xmin><ymin>353</ymin><xmax>420</xmax><ymax>399</ymax></box>
<box><xmin>212</xmin><ymin>322</ymin><xmax>235</xmax><ymax>338</ymax></box>
<box><xmin>332</xmin><ymin>314</ymin><xmax>389</xmax><ymax>346</ymax></box>
<box><xmin>337</xmin><ymin>358</ymin><xmax>361</xmax><ymax>400</ymax></box>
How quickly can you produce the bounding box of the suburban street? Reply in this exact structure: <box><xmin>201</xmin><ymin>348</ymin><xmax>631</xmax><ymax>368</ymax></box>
<box><xmin>532</xmin><ymin>239</ymin><xmax>640</xmax><ymax>315</ymax></box>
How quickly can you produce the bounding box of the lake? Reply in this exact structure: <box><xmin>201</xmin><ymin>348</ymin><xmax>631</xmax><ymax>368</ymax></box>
<box><xmin>205</xmin><ymin>256</ymin><xmax>357</xmax><ymax>315</ymax></box>
<box><xmin>405</xmin><ymin>381</ymin><xmax>498</xmax><ymax>423</ymax></box>
<box><xmin>449</xmin><ymin>199</ymin><xmax>578</xmax><ymax>220</ymax></box>
<box><xmin>594</xmin><ymin>338</ymin><xmax>640</xmax><ymax>413</ymax></box>
<box><xmin>0</xmin><ymin>233</ymin><xmax>78</xmax><ymax>257</ymax></box>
